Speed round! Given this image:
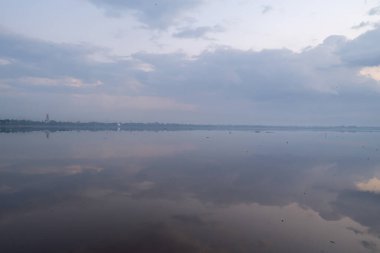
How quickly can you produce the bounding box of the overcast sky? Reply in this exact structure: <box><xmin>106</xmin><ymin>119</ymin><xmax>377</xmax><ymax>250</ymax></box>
<box><xmin>1</xmin><ymin>0</ymin><xmax>380</xmax><ymax>125</ymax></box>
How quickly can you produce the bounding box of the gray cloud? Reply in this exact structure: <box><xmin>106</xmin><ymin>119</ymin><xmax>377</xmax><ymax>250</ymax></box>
<box><xmin>173</xmin><ymin>25</ymin><xmax>224</xmax><ymax>39</ymax></box>
<box><xmin>261</xmin><ymin>5</ymin><xmax>273</xmax><ymax>14</ymax></box>
<box><xmin>134</xmin><ymin>36</ymin><xmax>365</xmax><ymax>100</ymax></box>
<box><xmin>368</xmin><ymin>6</ymin><xmax>380</xmax><ymax>15</ymax></box>
<box><xmin>2</xmin><ymin>27</ymin><xmax>380</xmax><ymax>124</ymax></box>
<box><xmin>89</xmin><ymin>0</ymin><xmax>202</xmax><ymax>29</ymax></box>
<box><xmin>351</xmin><ymin>21</ymin><xmax>371</xmax><ymax>30</ymax></box>
<box><xmin>0</xmin><ymin>31</ymin><xmax>146</xmax><ymax>95</ymax></box>
<box><xmin>129</xmin><ymin>31</ymin><xmax>380</xmax><ymax>124</ymax></box>
<box><xmin>339</xmin><ymin>27</ymin><xmax>380</xmax><ymax>66</ymax></box>
<box><xmin>0</xmin><ymin>31</ymin><xmax>94</xmax><ymax>79</ymax></box>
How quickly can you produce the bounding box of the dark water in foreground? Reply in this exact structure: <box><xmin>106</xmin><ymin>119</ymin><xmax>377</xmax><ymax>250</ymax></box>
<box><xmin>1</xmin><ymin>131</ymin><xmax>380</xmax><ymax>253</ymax></box>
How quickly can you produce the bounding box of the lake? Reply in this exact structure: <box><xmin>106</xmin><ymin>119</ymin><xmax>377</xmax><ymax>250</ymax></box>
<box><xmin>1</xmin><ymin>130</ymin><xmax>380</xmax><ymax>253</ymax></box>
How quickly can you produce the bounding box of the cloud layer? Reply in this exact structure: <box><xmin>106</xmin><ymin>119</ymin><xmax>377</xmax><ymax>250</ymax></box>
<box><xmin>1</xmin><ymin>26</ymin><xmax>380</xmax><ymax>124</ymax></box>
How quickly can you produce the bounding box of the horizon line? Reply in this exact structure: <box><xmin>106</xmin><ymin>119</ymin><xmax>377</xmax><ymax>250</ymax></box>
<box><xmin>1</xmin><ymin>118</ymin><xmax>380</xmax><ymax>129</ymax></box>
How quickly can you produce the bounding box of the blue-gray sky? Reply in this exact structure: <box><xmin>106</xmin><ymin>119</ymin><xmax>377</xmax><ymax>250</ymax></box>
<box><xmin>1</xmin><ymin>0</ymin><xmax>380</xmax><ymax>125</ymax></box>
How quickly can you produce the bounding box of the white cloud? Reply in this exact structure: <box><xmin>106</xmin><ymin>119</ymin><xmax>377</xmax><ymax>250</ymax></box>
<box><xmin>65</xmin><ymin>165</ymin><xmax>103</xmax><ymax>175</ymax></box>
<box><xmin>133</xmin><ymin>62</ymin><xmax>155</xmax><ymax>72</ymax></box>
<box><xmin>356</xmin><ymin>177</ymin><xmax>380</xmax><ymax>193</ymax></box>
<box><xmin>0</xmin><ymin>58</ymin><xmax>12</xmax><ymax>65</ymax></box>
<box><xmin>359</xmin><ymin>66</ymin><xmax>380</xmax><ymax>81</ymax></box>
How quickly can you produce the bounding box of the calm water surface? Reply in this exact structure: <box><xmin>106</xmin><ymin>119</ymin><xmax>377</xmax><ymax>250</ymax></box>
<box><xmin>1</xmin><ymin>130</ymin><xmax>380</xmax><ymax>253</ymax></box>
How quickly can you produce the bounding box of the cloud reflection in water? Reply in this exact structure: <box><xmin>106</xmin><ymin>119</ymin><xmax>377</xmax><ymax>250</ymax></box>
<box><xmin>0</xmin><ymin>131</ymin><xmax>380</xmax><ymax>252</ymax></box>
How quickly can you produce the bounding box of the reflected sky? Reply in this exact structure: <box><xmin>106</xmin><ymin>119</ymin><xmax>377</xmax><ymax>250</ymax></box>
<box><xmin>1</xmin><ymin>131</ymin><xmax>380</xmax><ymax>252</ymax></box>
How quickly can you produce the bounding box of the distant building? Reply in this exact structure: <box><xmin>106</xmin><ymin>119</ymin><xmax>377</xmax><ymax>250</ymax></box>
<box><xmin>45</xmin><ymin>113</ymin><xmax>50</xmax><ymax>123</ymax></box>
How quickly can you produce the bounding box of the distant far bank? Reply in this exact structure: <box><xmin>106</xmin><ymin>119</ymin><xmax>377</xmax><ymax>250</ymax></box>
<box><xmin>1</xmin><ymin>119</ymin><xmax>380</xmax><ymax>133</ymax></box>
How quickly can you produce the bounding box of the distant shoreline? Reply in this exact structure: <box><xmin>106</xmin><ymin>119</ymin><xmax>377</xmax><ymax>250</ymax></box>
<box><xmin>1</xmin><ymin>119</ymin><xmax>380</xmax><ymax>133</ymax></box>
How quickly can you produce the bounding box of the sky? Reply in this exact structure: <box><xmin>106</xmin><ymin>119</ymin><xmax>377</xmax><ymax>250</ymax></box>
<box><xmin>1</xmin><ymin>0</ymin><xmax>380</xmax><ymax>125</ymax></box>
